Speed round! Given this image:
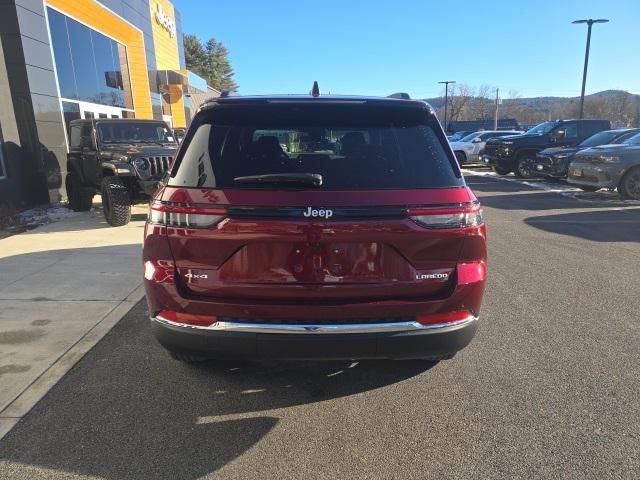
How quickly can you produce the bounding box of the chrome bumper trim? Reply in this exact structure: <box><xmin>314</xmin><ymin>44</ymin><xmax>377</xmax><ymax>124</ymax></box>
<box><xmin>152</xmin><ymin>315</ymin><xmax>478</xmax><ymax>335</ymax></box>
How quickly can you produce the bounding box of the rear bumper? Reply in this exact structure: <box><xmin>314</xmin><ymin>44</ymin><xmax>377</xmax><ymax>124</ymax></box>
<box><xmin>151</xmin><ymin>315</ymin><xmax>478</xmax><ymax>360</ymax></box>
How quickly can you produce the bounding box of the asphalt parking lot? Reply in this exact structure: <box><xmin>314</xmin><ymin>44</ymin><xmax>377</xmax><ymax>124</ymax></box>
<box><xmin>0</xmin><ymin>173</ymin><xmax>639</xmax><ymax>480</ymax></box>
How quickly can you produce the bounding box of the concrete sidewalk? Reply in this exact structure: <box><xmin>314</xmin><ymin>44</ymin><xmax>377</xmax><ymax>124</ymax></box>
<box><xmin>0</xmin><ymin>201</ymin><xmax>147</xmax><ymax>440</ymax></box>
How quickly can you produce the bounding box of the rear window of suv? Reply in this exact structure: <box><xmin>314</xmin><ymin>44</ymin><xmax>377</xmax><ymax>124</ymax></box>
<box><xmin>169</xmin><ymin>103</ymin><xmax>463</xmax><ymax>190</ymax></box>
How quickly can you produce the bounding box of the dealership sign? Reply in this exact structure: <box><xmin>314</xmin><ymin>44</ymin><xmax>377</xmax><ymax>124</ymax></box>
<box><xmin>155</xmin><ymin>3</ymin><xmax>176</xmax><ymax>38</ymax></box>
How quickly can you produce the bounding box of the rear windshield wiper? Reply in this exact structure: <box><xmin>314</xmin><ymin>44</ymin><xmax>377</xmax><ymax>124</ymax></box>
<box><xmin>233</xmin><ymin>173</ymin><xmax>323</xmax><ymax>187</ymax></box>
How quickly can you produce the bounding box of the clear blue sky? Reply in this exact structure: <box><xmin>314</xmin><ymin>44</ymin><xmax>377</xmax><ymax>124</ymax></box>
<box><xmin>173</xmin><ymin>0</ymin><xmax>639</xmax><ymax>98</ymax></box>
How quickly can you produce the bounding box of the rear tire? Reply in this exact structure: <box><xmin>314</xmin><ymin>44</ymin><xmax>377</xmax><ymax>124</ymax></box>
<box><xmin>492</xmin><ymin>166</ymin><xmax>511</xmax><ymax>175</ymax></box>
<box><xmin>618</xmin><ymin>166</ymin><xmax>640</xmax><ymax>200</ymax></box>
<box><xmin>168</xmin><ymin>351</ymin><xmax>210</xmax><ymax>363</ymax></box>
<box><xmin>454</xmin><ymin>151</ymin><xmax>467</xmax><ymax>165</ymax></box>
<box><xmin>514</xmin><ymin>154</ymin><xmax>537</xmax><ymax>178</ymax></box>
<box><xmin>578</xmin><ymin>185</ymin><xmax>600</xmax><ymax>192</ymax></box>
<box><xmin>66</xmin><ymin>171</ymin><xmax>93</xmax><ymax>212</ymax></box>
<box><xmin>101</xmin><ymin>176</ymin><xmax>131</xmax><ymax>226</ymax></box>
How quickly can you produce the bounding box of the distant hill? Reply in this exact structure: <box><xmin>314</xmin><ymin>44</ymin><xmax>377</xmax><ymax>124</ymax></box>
<box><xmin>425</xmin><ymin>90</ymin><xmax>636</xmax><ymax>110</ymax></box>
<box><xmin>424</xmin><ymin>90</ymin><xmax>640</xmax><ymax>127</ymax></box>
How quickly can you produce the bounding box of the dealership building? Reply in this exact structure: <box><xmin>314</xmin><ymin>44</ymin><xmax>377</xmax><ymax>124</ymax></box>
<box><xmin>0</xmin><ymin>0</ymin><xmax>216</xmax><ymax>207</ymax></box>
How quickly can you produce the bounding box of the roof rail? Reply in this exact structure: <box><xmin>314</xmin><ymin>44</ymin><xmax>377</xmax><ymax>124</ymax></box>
<box><xmin>387</xmin><ymin>92</ymin><xmax>411</xmax><ymax>100</ymax></box>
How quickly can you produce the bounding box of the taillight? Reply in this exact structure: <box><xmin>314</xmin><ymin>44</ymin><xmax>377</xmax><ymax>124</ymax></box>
<box><xmin>148</xmin><ymin>201</ymin><xmax>226</xmax><ymax>228</ymax></box>
<box><xmin>457</xmin><ymin>261</ymin><xmax>487</xmax><ymax>285</ymax></box>
<box><xmin>408</xmin><ymin>204</ymin><xmax>483</xmax><ymax>229</ymax></box>
<box><xmin>416</xmin><ymin>310</ymin><xmax>473</xmax><ymax>326</ymax></box>
<box><xmin>158</xmin><ymin>310</ymin><xmax>218</xmax><ymax>327</ymax></box>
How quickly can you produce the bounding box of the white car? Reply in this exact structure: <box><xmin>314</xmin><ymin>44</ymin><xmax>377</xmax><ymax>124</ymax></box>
<box><xmin>451</xmin><ymin>130</ymin><xmax>522</xmax><ymax>165</ymax></box>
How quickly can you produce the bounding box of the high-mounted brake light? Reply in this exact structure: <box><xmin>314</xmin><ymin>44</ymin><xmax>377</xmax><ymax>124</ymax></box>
<box><xmin>148</xmin><ymin>201</ymin><xmax>226</xmax><ymax>228</ymax></box>
<box><xmin>408</xmin><ymin>204</ymin><xmax>483</xmax><ymax>229</ymax></box>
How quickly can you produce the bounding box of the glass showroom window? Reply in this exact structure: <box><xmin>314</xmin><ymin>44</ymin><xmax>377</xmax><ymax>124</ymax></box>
<box><xmin>47</xmin><ymin>8</ymin><xmax>133</xmax><ymax>110</ymax></box>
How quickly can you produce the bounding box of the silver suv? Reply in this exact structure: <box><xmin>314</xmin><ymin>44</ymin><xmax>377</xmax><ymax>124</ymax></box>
<box><xmin>450</xmin><ymin>130</ymin><xmax>522</xmax><ymax>165</ymax></box>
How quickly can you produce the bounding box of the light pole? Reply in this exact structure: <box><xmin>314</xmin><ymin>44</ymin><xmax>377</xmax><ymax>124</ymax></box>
<box><xmin>572</xmin><ymin>18</ymin><xmax>608</xmax><ymax>119</ymax></box>
<box><xmin>438</xmin><ymin>80</ymin><xmax>456</xmax><ymax>133</ymax></box>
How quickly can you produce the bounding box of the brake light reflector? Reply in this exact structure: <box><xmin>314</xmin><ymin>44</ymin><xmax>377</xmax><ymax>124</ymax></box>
<box><xmin>408</xmin><ymin>204</ymin><xmax>483</xmax><ymax>229</ymax></box>
<box><xmin>416</xmin><ymin>310</ymin><xmax>472</xmax><ymax>326</ymax></box>
<box><xmin>149</xmin><ymin>201</ymin><xmax>226</xmax><ymax>228</ymax></box>
<box><xmin>158</xmin><ymin>310</ymin><xmax>218</xmax><ymax>327</ymax></box>
<box><xmin>457</xmin><ymin>261</ymin><xmax>487</xmax><ymax>285</ymax></box>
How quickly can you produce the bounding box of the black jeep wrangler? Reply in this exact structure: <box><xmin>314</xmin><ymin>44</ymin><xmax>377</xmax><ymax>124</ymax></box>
<box><xmin>65</xmin><ymin>119</ymin><xmax>178</xmax><ymax>226</ymax></box>
<box><xmin>483</xmin><ymin>119</ymin><xmax>611</xmax><ymax>178</ymax></box>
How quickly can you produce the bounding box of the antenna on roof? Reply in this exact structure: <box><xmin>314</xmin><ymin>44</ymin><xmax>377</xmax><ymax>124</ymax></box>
<box><xmin>310</xmin><ymin>81</ymin><xmax>320</xmax><ymax>97</ymax></box>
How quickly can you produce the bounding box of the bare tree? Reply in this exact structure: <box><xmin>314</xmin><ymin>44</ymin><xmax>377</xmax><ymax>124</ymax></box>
<box><xmin>447</xmin><ymin>83</ymin><xmax>475</xmax><ymax>121</ymax></box>
<box><xmin>467</xmin><ymin>85</ymin><xmax>494</xmax><ymax>120</ymax></box>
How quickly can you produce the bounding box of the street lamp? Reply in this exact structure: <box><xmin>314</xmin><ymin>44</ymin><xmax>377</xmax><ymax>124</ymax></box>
<box><xmin>438</xmin><ymin>80</ymin><xmax>456</xmax><ymax>132</ymax></box>
<box><xmin>572</xmin><ymin>18</ymin><xmax>609</xmax><ymax>119</ymax></box>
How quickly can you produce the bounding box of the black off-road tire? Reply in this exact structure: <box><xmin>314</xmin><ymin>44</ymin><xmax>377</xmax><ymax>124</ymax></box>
<box><xmin>65</xmin><ymin>171</ymin><xmax>93</xmax><ymax>212</ymax></box>
<box><xmin>101</xmin><ymin>176</ymin><xmax>131</xmax><ymax>226</ymax></box>
<box><xmin>618</xmin><ymin>166</ymin><xmax>640</xmax><ymax>200</ymax></box>
<box><xmin>454</xmin><ymin>151</ymin><xmax>467</xmax><ymax>165</ymax></box>
<box><xmin>514</xmin><ymin>154</ymin><xmax>537</xmax><ymax>178</ymax></box>
<box><xmin>492</xmin><ymin>166</ymin><xmax>511</xmax><ymax>175</ymax></box>
<box><xmin>168</xmin><ymin>351</ymin><xmax>210</xmax><ymax>363</ymax></box>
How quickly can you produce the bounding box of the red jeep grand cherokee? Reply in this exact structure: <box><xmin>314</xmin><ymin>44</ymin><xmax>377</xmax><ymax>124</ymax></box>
<box><xmin>143</xmin><ymin>91</ymin><xmax>487</xmax><ymax>363</ymax></box>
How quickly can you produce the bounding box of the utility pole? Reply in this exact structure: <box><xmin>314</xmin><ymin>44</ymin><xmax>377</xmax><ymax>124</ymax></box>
<box><xmin>494</xmin><ymin>88</ymin><xmax>499</xmax><ymax>130</ymax></box>
<box><xmin>438</xmin><ymin>80</ymin><xmax>456</xmax><ymax>133</ymax></box>
<box><xmin>572</xmin><ymin>19</ymin><xmax>609</xmax><ymax>119</ymax></box>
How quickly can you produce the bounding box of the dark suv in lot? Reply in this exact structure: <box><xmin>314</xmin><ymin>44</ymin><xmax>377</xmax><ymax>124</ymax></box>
<box><xmin>533</xmin><ymin>128</ymin><xmax>640</xmax><ymax>182</ymax></box>
<box><xmin>143</xmin><ymin>92</ymin><xmax>487</xmax><ymax>363</ymax></box>
<box><xmin>483</xmin><ymin>119</ymin><xmax>611</xmax><ymax>177</ymax></box>
<box><xmin>66</xmin><ymin>119</ymin><xmax>178</xmax><ymax>226</ymax></box>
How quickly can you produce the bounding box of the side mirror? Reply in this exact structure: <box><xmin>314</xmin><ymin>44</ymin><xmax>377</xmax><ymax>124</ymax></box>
<box><xmin>551</xmin><ymin>130</ymin><xmax>566</xmax><ymax>142</ymax></box>
<box><xmin>472</xmin><ymin>137</ymin><xmax>483</xmax><ymax>143</ymax></box>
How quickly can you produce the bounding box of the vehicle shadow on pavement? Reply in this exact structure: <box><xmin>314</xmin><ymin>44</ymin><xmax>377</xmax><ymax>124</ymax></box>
<box><xmin>0</xmin><ymin>300</ymin><xmax>435</xmax><ymax>479</ymax></box>
<box><xmin>525</xmin><ymin>209</ymin><xmax>640</xmax><ymax>243</ymax></box>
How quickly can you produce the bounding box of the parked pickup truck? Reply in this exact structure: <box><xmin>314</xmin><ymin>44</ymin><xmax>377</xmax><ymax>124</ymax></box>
<box><xmin>483</xmin><ymin>119</ymin><xmax>611</xmax><ymax>178</ymax></box>
<box><xmin>65</xmin><ymin>119</ymin><xmax>178</xmax><ymax>226</ymax></box>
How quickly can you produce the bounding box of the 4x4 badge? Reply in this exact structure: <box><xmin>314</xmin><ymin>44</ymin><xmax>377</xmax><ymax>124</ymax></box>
<box><xmin>185</xmin><ymin>273</ymin><xmax>208</xmax><ymax>279</ymax></box>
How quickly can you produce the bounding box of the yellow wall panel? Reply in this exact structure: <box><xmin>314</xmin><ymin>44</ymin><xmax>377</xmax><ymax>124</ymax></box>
<box><xmin>149</xmin><ymin>0</ymin><xmax>186</xmax><ymax>128</ymax></box>
<box><xmin>46</xmin><ymin>0</ymin><xmax>153</xmax><ymax>119</ymax></box>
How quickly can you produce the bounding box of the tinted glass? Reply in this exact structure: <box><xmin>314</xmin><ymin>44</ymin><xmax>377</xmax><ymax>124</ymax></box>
<box><xmin>459</xmin><ymin>132</ymin><xmax>481</xmax><ymax>142</ymax></box>
<box><xmin>170</xmin><ymin>104</ymin><xmax>463</xmax><ymax>190</ymax></box>
<box><xmin>615</xmin><ymin>130</ymin><xmax>639</xmax><ymax>143</ymax></box>
<box><xmin>579</xmin><ymin>130</ymin><xmax>621</xmax><ymax>148</ymax></box>
<box><xmin>623</xmin><ymin>133</ymin><xmax>640</xmax><ymax>145</ymax></box>
<box><xmin>96</xmin><ymin>122</ymin><xmax>176</xmax><ymax>144</ymax></box>
<box><xmin>46</xmin><ymin>8</ymin><xmax>131</xmax><ymax>109</ymax></box>
<box><xmin>525</xmin><ymin>122</ymin><xmax>557</xmax><ymax>135</ymax></box>
<box><xmin>69</xmin><ymin>125</ymin><xmax>82</xmax><ymax>148</ymax></box>
<box><xmin>555</xmin><ymin>123</ymin><xmax>578</xmax><ymax>140</ymax></box>
<box><xmin>91</xmin><ymin>31</ymin><xmax>124</xmax><ymax>107</ymax></box>
<box><xmin>67</xmin><ymin>18</ymin><xmax>98</xmax><ymax>103</ymax></box>
<box><xmin>62</xmin><ymin>102</ymin><xmax>81</xmax><ymax>140</ymax></box>
<box><xmin>48</xmin><ymin>9</ymin><xmax>77</xmax><ymax>100</ymax></box>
